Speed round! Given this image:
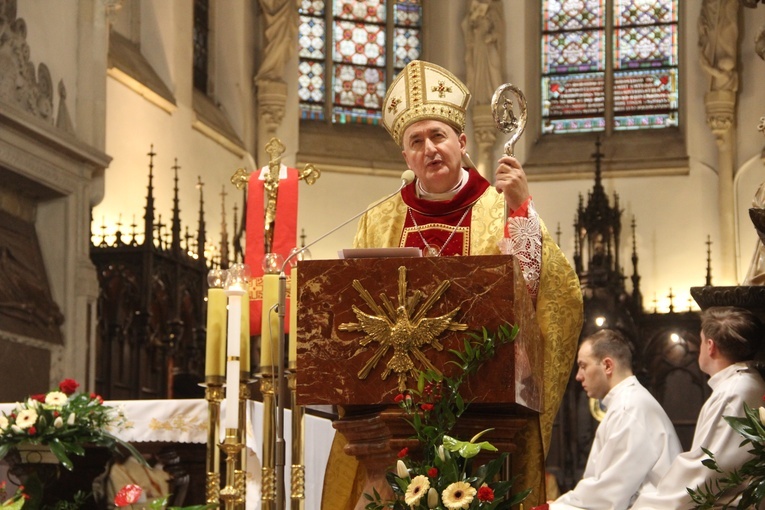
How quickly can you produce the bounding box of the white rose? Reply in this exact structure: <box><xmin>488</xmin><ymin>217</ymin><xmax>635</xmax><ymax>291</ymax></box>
<box><xmin>759</xmin><ymin>406</ymin><xmax>765</xmax><ymax>426</ymax></box>
<box><xmin>54</xmin><ymin>416</ymin><xmax>64</xmax><ymax>428</ymax></box>
<box><xmin>396</xmin><ymin>459</ymin><xmax>410</xmax><ymax>479</ymax></box>
<box><xmin>0</xmin><ymin>415</ymin><xmax>8</xmax><ymax>431</ymax></box>
<box><xmin>67</xmin><ymin>413</ymin><xmax>76</xmax><ymax>426</ymax></box>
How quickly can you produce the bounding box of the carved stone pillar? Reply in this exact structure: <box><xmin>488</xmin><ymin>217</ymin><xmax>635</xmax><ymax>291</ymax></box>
<box><xmin>256</xmin><ymin>79</ymin><xmax>287</xmax><ymax>165</ymax></box>
<box><xmin>699</xmin><ymin>0</ymin><xmax>740</xmax><ymax>284</ymax></box>
<box><xmin>705</xmin><ymin>90</ymin><xmax>737</xmax><ymax>285</ymax></box>
<box><xmin>471</xmin><ymin>104</ymin><xmax>498</xmax><ymax>179</ymax></box>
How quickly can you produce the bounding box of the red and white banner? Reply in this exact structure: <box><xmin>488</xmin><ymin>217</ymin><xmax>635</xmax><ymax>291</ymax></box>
<box><xmin>244</xmin><ymin>166</ymin><xmax>299</xmax><ymax>332</ymax></box>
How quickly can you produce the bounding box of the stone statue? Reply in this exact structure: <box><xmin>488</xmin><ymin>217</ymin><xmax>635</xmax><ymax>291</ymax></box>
<box><xmin>255</xmin><ymin>0</ymin><xmax>298</xmax><ymax>83</ymax></box>
<box><xmin>698</xmin><ymin>0</ymin><xmax>740</xmax><ymax>92</ymax></box>
<box><xmin>461</xmin><ymin>0</ymin><xmax>505</xmax><ymax>105</ymax></box>
<box><xmin>743</xmin><ymin>117</ymin><xmax>765</xmax><ymax>285</ymax></box>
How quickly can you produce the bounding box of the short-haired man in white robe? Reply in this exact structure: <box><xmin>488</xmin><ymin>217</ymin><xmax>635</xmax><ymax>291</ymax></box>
<box><xmin>631</xmin><ymin>306</ymin><xmax>765</xmax><ymax>509</ymax></box>
<box><xmin>534</xmin><ymin>328</ymin><xmax>682</xmax><ymax>510</ymax></box>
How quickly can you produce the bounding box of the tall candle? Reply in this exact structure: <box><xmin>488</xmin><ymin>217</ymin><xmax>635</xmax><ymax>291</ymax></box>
<box><xmin>289</xmin><ymin>268</ymin><xmax>298</xmax><ymax>365</ymax></box>
<box><xmin>225</xmin><ymin>290</ymin><xmax>243</xmax><ymax>430</ymax></box>
<box><xmin>204</xmin><ymin>288</ymin><xmax>227</xmax><ymax>377</ymax></box>
<box><xmin>260</xmin><ymin>273</ymin><xmax>279</xmax><ymax>368</ymax></box>
<box><xmin>241</xmin><ymin>289</ymin><xmax>251</xmax><ymax>376</ymax></box>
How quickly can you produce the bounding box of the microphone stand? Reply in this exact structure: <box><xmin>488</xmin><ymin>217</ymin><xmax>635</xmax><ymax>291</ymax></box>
<box><xmin>272</xmin><ymin>170</ymin><xmax>414</xmax><ymax>509</ymax></box>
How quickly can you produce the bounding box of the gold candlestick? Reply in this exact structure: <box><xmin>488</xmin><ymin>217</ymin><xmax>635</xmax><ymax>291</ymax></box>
<box><xmin>260</xmin><ymin>370</ymin><xmax>277</xmax><ymax>510</ymax></box>
<box><xmin>288</xmin><ymin>368</ymin><xmax>305</xmax><ymax>510</ymax></box>
<box><xmin>204</xmin><ymin>379</ymin><xmax>224</xmax><ymax>504</ymax></box>
<box><xmin>236</xmin><ymin>379</ymin><xmax>250</xmax><ymax>509</ymax></box>
<box><xmin>220</xmin><ymin>428</ymin><xmax>244</xmax><ymax>510</ymax></box>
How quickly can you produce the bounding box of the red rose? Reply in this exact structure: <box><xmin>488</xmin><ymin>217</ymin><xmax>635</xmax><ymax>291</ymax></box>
<box><xmin>394</xmin><ymin>393</ymin><xmax>405</xmax><ymax>403</ymax></box>
<box><xmin>397</xmin><ymin>447</ymin><xmax>409</xmax><ymax>459</ymax></box>
<box><xmin>420</xmin><ymin>403</ymin><xmax>434</xmax><ymax>412</ymax></box>
<box><xmin>427</xmin><ymin>467</ymin><xmax>438</xmax><ymax>478</ymax></box>
<box><xmin>58</xmin><ymin>379</ymin><xmax>79</xmax><ymax>395</ymax></box>
<box><xmin>114</xmin><ymin>484</ymin><xmax>143</xmax><ymax>506</ymax></box>
<box><xmin>27</xmin><ymin>427</ymin><xmax>36</xmax><ymax>436</ymax></box>
<box><xmin>30</xmin><ymin>394</ymin><xmax>46</xmax><ymax>403</ymax></box>
<box><xmin>477</xmin><ymin>485</ymin><xmax>495</xmax><ymax>502</ymax></box>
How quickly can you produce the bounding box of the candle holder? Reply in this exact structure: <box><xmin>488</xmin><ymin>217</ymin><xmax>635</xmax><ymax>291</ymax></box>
<box><xmin>288</xmin><ymin>368</ymin><xmax>305</xmax><ymax>510</ymax></box>
<box><xmin>219</xmin><ymin>428</ymin><xmax>244</xmax><ymax>510</ymax></box>
<box><xmin>204</xmin><ymin>378</ymin><xmax>224</xmax><ymax>505</ymax></box>
<box><xmin>236</xmin><ymin>378</ymin><xmax>250</xmax><ymax>508</ymax></box>
<box><xmin>259</xmin><ymin>371</ymin><xmax>277</xmax><ymax>510</ymax></box>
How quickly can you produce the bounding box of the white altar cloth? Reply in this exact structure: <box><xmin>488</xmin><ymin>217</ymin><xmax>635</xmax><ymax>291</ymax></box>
<box><xmin>0</xmin><ymin>399</ymin><xmax>335</xmax><ymax>510</ymax></box>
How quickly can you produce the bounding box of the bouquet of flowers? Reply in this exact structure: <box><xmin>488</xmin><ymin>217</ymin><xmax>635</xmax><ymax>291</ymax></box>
<box><xmin>0</xmin><ymin>378</ymin><xmax>143</xmax><ymax>471</ymax></box>
<box><xmin>688</xmin><ymin>398</ymin><xmax>765</xmax><ymax>509</ymax></box>
<box><xmin>364</xmin><ymin>325</ymin><xmax>531</xmax><ymax>510</ymax></box>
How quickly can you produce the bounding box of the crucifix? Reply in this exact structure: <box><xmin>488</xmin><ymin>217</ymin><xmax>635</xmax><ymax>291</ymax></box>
<box><xmin>230</xmin><ymin>137</ymin><xmax>320</xmax><ymax>255</ymax></box>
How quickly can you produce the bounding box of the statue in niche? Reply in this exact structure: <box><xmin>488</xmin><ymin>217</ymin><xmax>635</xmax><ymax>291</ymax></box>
<box><xmin>461</xmin><ymin>0</ymin><xmax>505</xmax><ymax>105</ymax></box>
<box><xmin>698</xmin><ymin>0</ymin><xmax>740</xmax><ymax>92</ymax></box>
<box><xmin>255</xmin><ymin>0</ymin><xmax>298</xmax><ymax>83</ymax></box>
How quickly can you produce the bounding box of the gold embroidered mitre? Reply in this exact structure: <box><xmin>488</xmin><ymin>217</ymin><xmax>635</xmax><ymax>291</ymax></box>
<box><xmin>382</xmin><ymin>60</ymin><xmax>471</xmax><ymax>146</ymax></box>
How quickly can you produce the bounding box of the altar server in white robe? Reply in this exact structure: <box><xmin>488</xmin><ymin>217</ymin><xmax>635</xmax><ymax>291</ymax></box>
<box><xmin>631</xmin><ymin>306</ymin><xmax>765</xmax><ymax>510</ymax></box>
<box><xmin>539</xmin><ymin>328</ymin><xmax>682</xmax><ymax>510</ymax></box>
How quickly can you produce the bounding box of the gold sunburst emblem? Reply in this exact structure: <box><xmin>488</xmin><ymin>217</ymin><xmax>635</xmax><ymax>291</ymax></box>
<box><xmin>338</xmin><ymin>266</ymin><xmax>468</xmax><ymax>391</ymax></box>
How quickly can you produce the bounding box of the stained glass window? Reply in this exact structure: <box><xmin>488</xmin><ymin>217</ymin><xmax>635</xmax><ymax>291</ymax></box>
<box><xmin>541</xmin><ymin>0</ymin><xmax>678</xmax><ymax>134</ymax></box>
<box><xmin>298</xmin><ymin>0</ymin><xmax>422</xmax><ymax>124</ymax></box>
<box><xmin>193</xmin><ymin>0</ymin><xmax>210</xmax><ymax>94</ymax></box>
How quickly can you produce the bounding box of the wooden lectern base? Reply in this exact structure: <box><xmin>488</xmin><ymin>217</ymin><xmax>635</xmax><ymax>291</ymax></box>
<box><xmin>333</xmin><ymin>405</ymin><xmax>531</xmax><ymax>510</ymax></box>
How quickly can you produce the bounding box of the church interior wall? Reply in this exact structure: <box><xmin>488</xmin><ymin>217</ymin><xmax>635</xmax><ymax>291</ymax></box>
<box><xmin>6</xmin><ymin>0</ymin><xmax>765</xmax><ymax>390</ymax></box>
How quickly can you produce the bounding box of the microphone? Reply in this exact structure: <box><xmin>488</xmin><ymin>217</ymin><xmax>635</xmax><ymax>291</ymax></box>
<box><xmin>282</xmin><ymin>169</ymin><xmax>415</xmax><ymax>268</ymax></box>
<box><xmin>271</xmin><ymin>168</ymin><xmax>414</xmax><ymax>509</ymax></box>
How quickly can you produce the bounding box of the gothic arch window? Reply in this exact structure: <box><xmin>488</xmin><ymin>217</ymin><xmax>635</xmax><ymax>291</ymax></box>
<box><xmin>193</xmin><ymin>0</ymin><xmax>211</xmax><ymax>94</ymax></box>
<box><xmin>541</xmin><ymin>0</ymin><xmax>679</xmax><ymax>134</ymax></box>
<box><xmin>298</xmin><ymin>0</ymin><xmax>422</xmax><ymax>125</ymax></box>
<box><xmin>526</xmin><ymin>0</ymin><xmax>686</xmax><ymax>176</ymax></box>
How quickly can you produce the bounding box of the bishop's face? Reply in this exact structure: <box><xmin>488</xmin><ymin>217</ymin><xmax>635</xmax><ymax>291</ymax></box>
<box><xmin>401</xmin><ymin>119</ymin><xmax>467</xmax><ymax>194</ymax></box>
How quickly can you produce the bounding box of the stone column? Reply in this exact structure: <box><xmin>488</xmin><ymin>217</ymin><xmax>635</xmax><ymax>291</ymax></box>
<box><xmin>471</xmin><ymin>104</ymin><xmax>499</xmax><ymax>179</ymax></box>
<box><xmin>256</xmin><ymin>79</ymin><xmax>288</xmax><ymax>165</ymax></box>
<box><xmin>699</xmin><ymin>0</ymin><xmax>740</xmax><ymax>284</ymax></box>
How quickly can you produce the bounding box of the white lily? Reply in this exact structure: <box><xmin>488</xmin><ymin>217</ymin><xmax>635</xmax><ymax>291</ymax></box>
<box><xmin>396</xmin><ymin>459</ymin><xmax>410</xmax><ymax>479</ymax></box>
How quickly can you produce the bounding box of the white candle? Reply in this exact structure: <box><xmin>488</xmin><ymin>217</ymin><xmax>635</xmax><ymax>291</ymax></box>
<box><xmin>204</xmin><ymin>288</ymin><xmax>227</xmax><ymax>377</ymax></box>
<box><xmin>225</xmin><ymin>289</ymin><xmax>244</xmax><ymax>430</ymax></box>
<box><xmin>260</xmin><ymin>274</ymin><xmax>279</xmax><ymax>368</ymax></box>
<box><xmin>241</xmin><ymin>289</ymin><xmax>251</xmax><ymax>376</ymax></box>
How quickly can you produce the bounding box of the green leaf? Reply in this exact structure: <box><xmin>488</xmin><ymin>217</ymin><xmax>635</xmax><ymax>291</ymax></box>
<box><xmin>48</xmin><ymin>439</ymin><xmax>74</xmax><ymax>471</ymax></box>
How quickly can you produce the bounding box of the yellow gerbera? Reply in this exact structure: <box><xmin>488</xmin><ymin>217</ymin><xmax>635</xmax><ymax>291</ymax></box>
<box><xmin>15</xmin><ymin>409</ymin><xmax>38</xmax><ymax>430</ymax></box>
<box><xmin>405</xmin><ymin>475</ymin><xmax>430</xmax><ymax>506</ymax></box>
<box><xmin>441</xmin><ymin>481</ymin><xmax>477</xmax><ymax>509</ymax></box>
<box><xmin>44</xmin><ymin>391</ymin><xmax>68</xmax><ymax>407</ymax></box>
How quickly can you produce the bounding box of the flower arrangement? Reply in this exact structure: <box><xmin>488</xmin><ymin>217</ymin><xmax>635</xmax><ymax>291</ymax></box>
<box><xmin>364</xmin><ymin>325</ymin><xmax>531</xmax><ymax>510</ymax></box>
<box><xmin>688</xmin><ymin>398</ymin><xmax>765</xmax><ymax>509</ymax></box>
<box><xmin>0</xmin><ymin>378</ymin><xmax>142</xmax><ymax>471</ymax></box>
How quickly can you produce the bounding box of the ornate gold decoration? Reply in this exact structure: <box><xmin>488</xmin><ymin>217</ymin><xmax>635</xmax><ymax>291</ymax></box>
<box><xmin>491</xmin><ymin>83</ymin><xmax>527</xmax><ymax>157</ymax></box>
<box><xmin>589</xmin><ymin>397</ymin><xmax>606</xmax><ymax>422</ymax></box>
<box><xmin>338</xmin><ymin>266</ymin><xmax>468</xmax><ymax>391</ymax></box>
